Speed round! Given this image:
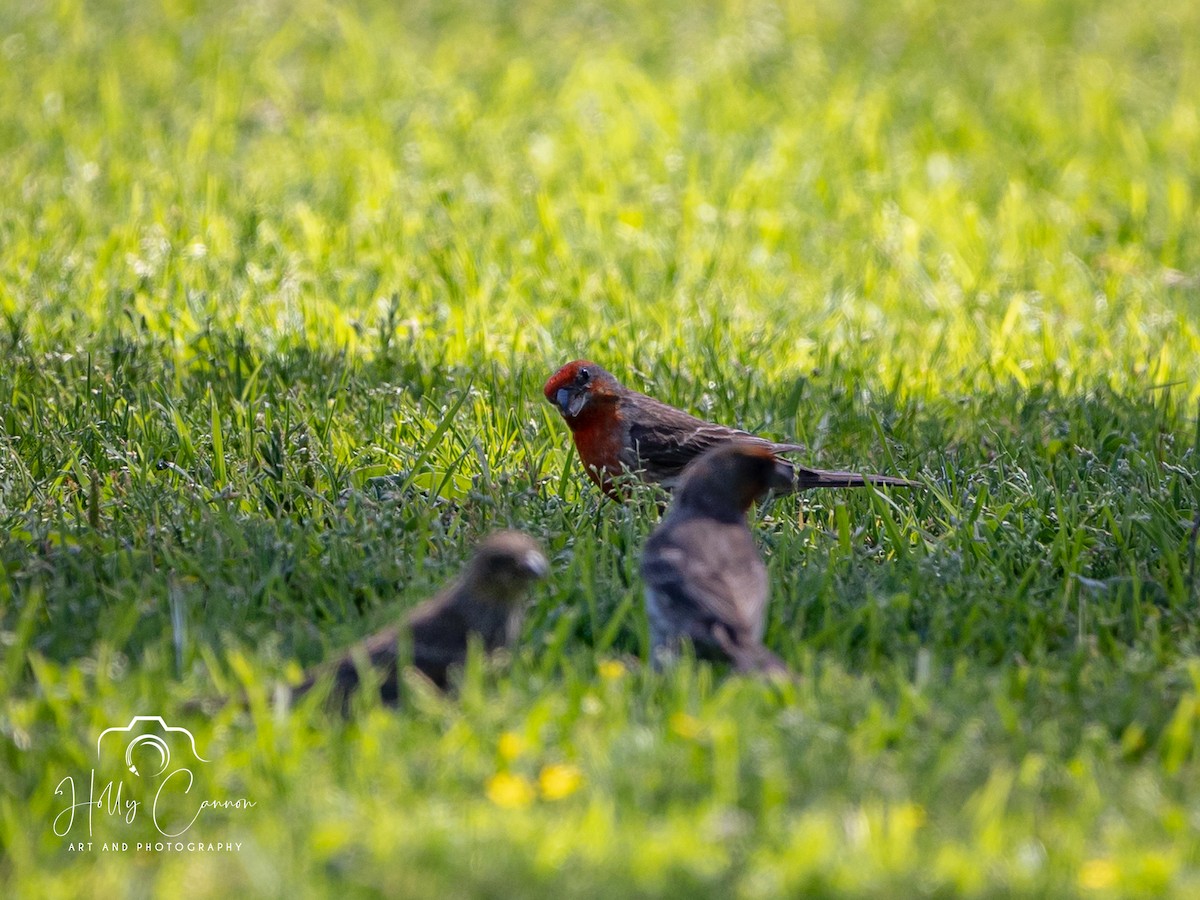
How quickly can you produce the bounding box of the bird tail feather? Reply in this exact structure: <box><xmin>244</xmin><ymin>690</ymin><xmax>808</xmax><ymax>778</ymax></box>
<box><xmin>711</xmin><ymin>626</ymin><xmax>791</xmax><ymax>676</ymax></box>
<box><xmin>791</xmin><ymin>467</ymin><xmax>919</xmax><ymax>490</ymax></box>
<box><xmin>730</xmin><ymin>644</ymin><xmax>790</xmax><ymax>676</ymax></box>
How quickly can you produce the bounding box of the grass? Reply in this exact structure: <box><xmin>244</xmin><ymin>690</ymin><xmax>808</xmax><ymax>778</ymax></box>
<box><xmin>2</xmin><ymin>0</ymin><xmax>1200</xmax><ymax>895</ymax></box>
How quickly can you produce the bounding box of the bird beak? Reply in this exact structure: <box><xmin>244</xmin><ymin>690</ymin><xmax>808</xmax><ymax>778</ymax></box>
<box><xmin>555</xmin><ymin>387</ymin><xmax>588</xmax><ymax>418</ymax></box>
<box><xmin>521</xmin><ymin>550</ymin><xmax>549</xmax><ymax>578</ymax></box>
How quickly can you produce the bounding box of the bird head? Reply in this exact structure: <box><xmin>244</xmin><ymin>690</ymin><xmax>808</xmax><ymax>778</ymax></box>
<box><xmin>543</xmin><ymin>360</ymin><xmax>620</xmax><ymax>422</ymax></box>
<box><xmin>465</xmin><ymin>531</ymin><xmax>550</xmax><ymax>602</ymax></box>
<box><xmin>674</xmin><ymin>443</ymin><xmax>793</xmax><ymax>517</ymax></box>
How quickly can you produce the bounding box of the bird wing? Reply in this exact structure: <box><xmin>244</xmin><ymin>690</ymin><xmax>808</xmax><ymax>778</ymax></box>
<box><xmin>621</xmin><ymin>391</ymin><xmax>915</xmax><ymax>492</ymax></box>
<box><xmin>405</xmin><ymin>588</ymin><xmax>473</xmax><ymax>685</ymax></box>
<box><xmin>625</xmin><ymin>394</ymin><xmax>800</xmax><ymax>484</ymax></box>
<box><xmin>642</xmin><ymin>519</ymin><xmax>769</xmax><ymax>643</ymax></box>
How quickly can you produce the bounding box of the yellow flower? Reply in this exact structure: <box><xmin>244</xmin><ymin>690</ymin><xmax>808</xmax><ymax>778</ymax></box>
<box><xmin>497</xmin><ymin>731</ymin><xmax>526</xmax><ymax>761</ymax></box>
<box><xmin>598</xmin><ymin>659</ymin><xmax>626</xmax><ymax>681</ymax></box>
<box><xmin>486</xmin><ymin>772</ymin><xmax>535</xmax><ymax>809</ymax></box>
<box><xmin>670</xmin><ymin>711</ymin><xmax>705</xmax><ymax>741</ymax></box>
<box><xmin>1079</xmin><ymin>859</ymin><xmax>1119</xmax><ymax>890</ymax></box>
<box><xmin>539</xmin><ymin>764</ymin><xmax>583</xmax><ymax>800</ymax></box>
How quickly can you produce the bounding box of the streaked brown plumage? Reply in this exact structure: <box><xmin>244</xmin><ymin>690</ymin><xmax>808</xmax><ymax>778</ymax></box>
<box><xmin>543</xmin><ymin>359</ymin><xmax>917</xmax><ymax>497</ymax></box>
<box><xmin>641</xmin><ymin>442</ymin><xmax>792</xmax><ymax>675</ymax></box>
<box><xmin>295</xmin><ymin>531</ymin><xmax>548</xmax><ymax>707</ymax></box>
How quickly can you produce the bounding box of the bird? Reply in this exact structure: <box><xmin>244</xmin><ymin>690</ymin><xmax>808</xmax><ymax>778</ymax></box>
<box><xmin>294</xmin><ymin>531</ymin><xmax>549</xmax><ymax>708</ymax></box>
<box><xmin>641</xmin><ymin>442</ymin><xmax>793</xmax><ymax>675</ymax></box>
<box><xmin>543</xmin><ymin>359</ymin><xmax>917</xmax><ymax>498</ymax></box>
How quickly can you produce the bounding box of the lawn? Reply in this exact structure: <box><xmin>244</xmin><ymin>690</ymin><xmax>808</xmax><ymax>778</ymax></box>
<box><xmin>2</xmin><ymin>0</ymin><xmax>1200</xmax><ymax>895</ymax></box>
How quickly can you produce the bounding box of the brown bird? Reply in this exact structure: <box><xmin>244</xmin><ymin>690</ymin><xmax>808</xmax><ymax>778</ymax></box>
<box><xmin>544</xmin><ymin>359</ymin><xmax>917</xmax><ymax>497</ymax></box>
<box><xmin>295</xmin><ymin>531</ymin><xmax>548</xmax><ymax>707</ymax></box>
<box><xmin>641</xmin><ymin>442</ymin><xmax>793</xmax><ymax>675</ymax></box>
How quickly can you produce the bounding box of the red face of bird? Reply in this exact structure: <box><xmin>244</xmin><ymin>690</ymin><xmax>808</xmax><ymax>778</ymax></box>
<box><xmin>675</xmin><ymin>442</ymin><xmax>794</xmax><ymax>514</ymax></box>
<box><xmin>543</xmin><ymin>360</ymin><xmax>621</xmax><ymax>422</ymax></box>
<box><xmin>464</xmin><ymin>531</ymin><xmax>550</xmax><ymax>600</ymax></box>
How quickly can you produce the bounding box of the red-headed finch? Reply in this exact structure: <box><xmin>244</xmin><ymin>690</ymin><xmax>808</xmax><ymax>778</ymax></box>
<box><xmin>544</xmin><ymin>359</ymin><xmax>916</xmax><ymax>498</ymax></box>
<box><xmin>640</xmin><ymin>442</ymin><xmax>792</xmax><ymax>675</ymax></box>
<box><xmin>296</xmin><ymin>531</ymin><xmax>548</xmax><ymax>707</ymax></box>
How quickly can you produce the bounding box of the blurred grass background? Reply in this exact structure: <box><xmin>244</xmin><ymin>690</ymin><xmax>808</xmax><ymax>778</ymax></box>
<box><xmin>2</xmin><ymin>0</ymin><xmax>1200</xmax><ymax>895</ymax></box>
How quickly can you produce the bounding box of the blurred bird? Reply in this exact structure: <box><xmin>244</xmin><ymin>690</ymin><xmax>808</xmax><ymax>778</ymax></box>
<box><xmin>295</xmin><ymin>531</ymin><xmax>548</xmax><ymax>707</ymax></box>
<box><xmin>544</xmin><ymin>359</ymin><xmax>917</xmax><ymax>497</ymax></box>
<box><xmin>641</xmin><ymin>442</ymin><xmax>792</xmax><ymax>675</ymax></box>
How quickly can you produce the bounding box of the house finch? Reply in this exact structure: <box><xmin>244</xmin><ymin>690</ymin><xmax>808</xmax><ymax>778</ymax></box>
<box><xmin>544</xmin><ymin>359</ymin><xmax>917</xmax><ymax>497</ymax></box>
<box><xmin>641</xmin><ymin>442</ymin><xmax>792</xmax><ymax>675</ymax></box>
<box><xmin>296</xmin><ymin>531</ymin><xmax>548</xmax><ymax>707</ymax></box>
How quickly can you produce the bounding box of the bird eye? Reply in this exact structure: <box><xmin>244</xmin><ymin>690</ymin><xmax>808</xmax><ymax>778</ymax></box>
<box><xmin>577</xmin><ymin>367</ymin><xmax>590</xmax><ymax>385</ymax></box>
